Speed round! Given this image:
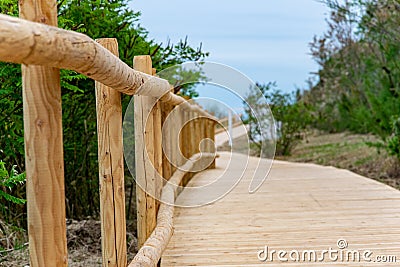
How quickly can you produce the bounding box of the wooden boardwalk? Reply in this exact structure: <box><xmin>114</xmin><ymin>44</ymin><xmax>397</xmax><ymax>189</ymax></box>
<box><xmin>162</xmin><ymin>152</ymin><xmax>400</xmax><ymax>266</ymax></box>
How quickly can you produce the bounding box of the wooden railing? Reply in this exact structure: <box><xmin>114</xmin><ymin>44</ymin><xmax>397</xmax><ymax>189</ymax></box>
<box><xmin>0</xmin><ymin>6</ymin><xmax>216</xmax><ymax>267</ymax></box>
<box><xmin>130</xmin><ymin>55</ymin><xmax>216</xmax><ymax>266</ymax></box>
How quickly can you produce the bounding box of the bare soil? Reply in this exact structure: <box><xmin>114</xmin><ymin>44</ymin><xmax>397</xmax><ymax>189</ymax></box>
<box><xmin>0</xmin><ymin>219</ymin><xmax>138</xmax><ymax>266</ymax></box>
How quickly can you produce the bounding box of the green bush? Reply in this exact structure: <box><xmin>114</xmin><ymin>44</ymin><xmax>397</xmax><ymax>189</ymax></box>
<box><xmin>387</xmin><ymin>116</ymin><xmax>400</xmax><ymax>159</ymax></box>
<box><xmin>0</xmin><ymin>161</ymin><xmax>26</xmax><ymax>228</ymax></box>
<box><xmin>0</xmin><ymin>161</ymin><xmax>26</xmax><ymax>205</ymax></box>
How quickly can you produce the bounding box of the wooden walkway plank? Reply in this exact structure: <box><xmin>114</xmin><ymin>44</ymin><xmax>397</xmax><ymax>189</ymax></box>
<box><xmin>162</xmin><ymin>152</ymin><xmax>400</xmax><ymax>266</ymax></box>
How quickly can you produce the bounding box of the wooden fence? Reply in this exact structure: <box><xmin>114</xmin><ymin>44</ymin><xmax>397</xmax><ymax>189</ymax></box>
<box><xmin>0</xmin><ymin>6</ymin><xmax>216</xmax><ymax>267</ymax></box>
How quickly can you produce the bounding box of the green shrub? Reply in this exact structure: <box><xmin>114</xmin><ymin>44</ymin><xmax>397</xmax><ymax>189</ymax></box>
<box><xmin>387</xmin><ymin>117</ymin><xmax>400</xmax><ymax>159</ymax></box>
<box><xmin>0</xmin><ymin>161</ymin><xmax>26</xmax><ymax>228</ymax></box>
<box><xmin>0</xmin><ymin>161</ymin><xmax>26</xmax><ymax>205</ymax></box>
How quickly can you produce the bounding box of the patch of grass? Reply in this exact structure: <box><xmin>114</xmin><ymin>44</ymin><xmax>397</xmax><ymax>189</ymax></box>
<box><xmin>354</xmin><ymin>155</ymin><xmax>374</xmax><ymax>166</ymax></box>
<box><xmin>281</xmin><ymin>131</ymin><xmax>400</xmax><ymax>190</ymax></box>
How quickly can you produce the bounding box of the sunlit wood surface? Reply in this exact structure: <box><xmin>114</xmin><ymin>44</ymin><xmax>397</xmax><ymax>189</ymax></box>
<box><xmin>162</xmin><ymin>152</ymin><xmax>400</xmax><ymax>266</ymax></box>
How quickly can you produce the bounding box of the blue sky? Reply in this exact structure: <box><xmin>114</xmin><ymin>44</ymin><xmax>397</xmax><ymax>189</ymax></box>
<box><xmin>129</xmin><ymin>0</ymin><xmax>329</xmax><ymax>113</ymax></box>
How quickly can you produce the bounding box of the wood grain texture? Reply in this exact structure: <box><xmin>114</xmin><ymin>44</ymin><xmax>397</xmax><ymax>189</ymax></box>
<box><xmin>171</xmin><ymin>106</ymin><xmax>184</xmax><ymax>175</ymax></box>
<box><xmin>180</xmin><ymin>112</ymin><xmax>190</xmax><ymax>186</ymax></box>
<box><xmin>19</xmin><ymin>1</ymin><xmax>67</xmax><ymax>266</ymax></box>
<box><xmin>193</xmin><ymin>112</ymin><xmax>200</xmax><ymax>155</ymax></box>
<box><xmin>95</xmin><ymin>38</ymin><xmax>127</xmax><ymax>267</ymax></box>
<box><xmin>162</xmin><ymin>152</ymin><xmax>400</xmax><ymax>266</ymax></box>
<box><xmin>176</xmin><ymin>108</ymin><xmax>185</xmax><ymax>168</ymax></box>
<box><xmin>161</xmin><ymin>102</ymin><xmax>173</xmax><ymax>182</ymax></box>
<box><xmin>200</xmin><ymin>118</ymin><xmax>207</xmax><ymax>153</ymax></box>
<box><xmin>208</xmin><ymin>120</ymin><xmax>216</xmax><ymax>169</ymax></box>
<box><xmin>133</xmin><ymin>56</ymin><xmax>163</xmax><ymax>249</ymax></box>
<box><xmin>153</xmin><ymin>100</ymin><xmax>163</xmax><ymax>214</ymax></box>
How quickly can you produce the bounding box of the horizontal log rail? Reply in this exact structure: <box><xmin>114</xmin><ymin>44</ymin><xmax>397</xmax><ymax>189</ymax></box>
<box><xmin>0</xmin><ymin>14</ymin><xmax>216</xmax><ymax>120</ymax></box>
<box><xmin>128</xmin><ymin>153</ymin><xmax>216</xmax><ymax>267</ymax></box>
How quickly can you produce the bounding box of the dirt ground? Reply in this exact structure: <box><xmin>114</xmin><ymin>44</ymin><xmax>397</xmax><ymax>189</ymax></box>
<box><xmin>0</xmin><ymin>219</ymin><xmax>138</xmax><ymax>266</ymax></box>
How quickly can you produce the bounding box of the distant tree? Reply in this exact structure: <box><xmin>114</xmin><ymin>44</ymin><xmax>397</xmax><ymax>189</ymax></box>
<box><xmin>244</xmin><ymin>83</ymin><xmax>310</xmax><ymax>156</ymax></box>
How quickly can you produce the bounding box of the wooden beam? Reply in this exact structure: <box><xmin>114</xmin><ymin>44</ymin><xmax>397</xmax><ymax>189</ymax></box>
<box><xmin>179</xmin><ymin>111</ymin><xmax>188</xmax><ymax>186</ymax></box>
<box><xmin>153</xmin><ymin>96</ymin><xmax>163</xmax><ymax>214</ymax></box>
<box><xmin>208</xmin><ymin>120</ymin><xmax>217</xmax><ymax>169</ymax></box>
<box><xmin>161</xmin><ymin>102</ymin><xmax>173</xmax><ymax>182</ymax></box>
<box><xmin>170</xmin><ymin>105</ymin><xmax>182</xmax><ymax>175</ymax></box>
<box><xmin>133</xmin><ymin>56</ymin><xmax>163</xmax><ymax>248</ymax></box>
<box><xmin>19</xmin><ymin>1</ymin><xmax>67</xmax><ymax>266</ymax></box>
<box><xmin>95</xmin><ymin>38</ymin><xmax>127</xmax><ymax>267</ymax></box>
<box><xmin>200</xmin><ymin>118</ymin><xmax>207</xmax><ymax>153</ymax></box>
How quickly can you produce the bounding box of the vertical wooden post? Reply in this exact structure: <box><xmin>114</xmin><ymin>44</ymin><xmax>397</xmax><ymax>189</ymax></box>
<box><xmin>208</xmin><ymin>119</ymin><xmax>216</xmax><ymax>169</ymax></box>
<box><xmin>95</xmin><ymin>38</ymin><xmax>127</xmax><ymax>267</ymax></box>
<box><xmin>187</xmin><ymin>111</ymin><xmax>193</xmax><ymax>159</ymax></box>
<box><xmin>188</xmin><ymin>111</ymin><xmax>196</xmax><ymax>181</ymax></box>
<box><xmin>171</xmin><ymin>104</ymin><xmax>182</xmax><ymax>175</ymax></box>
<box><xmin>194</xmin><ymin>113</ymin><xmax>200</xmax><ymax>154</ymax></box>
<box><xmin>19</xmin><ymin>1</ymin><xmax>68</xmax><ymax>266</ymax></box>
<box><xmin>153</xmin><ymin>95</ymin><xmax>163</xmax><ymax>214</ymax></box>
<box><xmin>200</xmin><ymin>118</ymin><xmax>207</xmax><ymax>153</ymax></box>
<box><xmin>183</xmin><ymin>111</ymin><xmax>193</xmax><ymax>185</ymax></box>
<box><xmin>133</xmin><ymin>56</ymin><xmax>163</xmax><ymax>248</ymax></box>
<box><xmin>180</xmin><ymin>111</ymin><xmax>190</xmax><ymax>186</ymax></box>
<box><xmin>176</xmin><ymin>106</ymin><xmax>185</xmax><ymax>168</ymax></box>
<box><xmin>161</xmin><ymin>102</ymin><xmax>173</xmax><ymax>182</ymax></box>
<box><xmin>180</xmin><ymin>111</ymin><xmax>188</xmax><ymax>159</ymax></box>
<box><xmin>178</xmin><ymin>110</ymin><xmax>184</xmax><ymax>163</ymax></box>
<box><xmin>211</xmin><ymin>120</ymin><xmax>217</xmax><ymax>168</ymax></box>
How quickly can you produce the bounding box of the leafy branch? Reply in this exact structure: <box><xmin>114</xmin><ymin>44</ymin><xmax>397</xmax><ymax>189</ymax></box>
<box><xmin>0</xmin><ymin>161</ymin><xmax>26</xmax><ymax>205</ymax></box>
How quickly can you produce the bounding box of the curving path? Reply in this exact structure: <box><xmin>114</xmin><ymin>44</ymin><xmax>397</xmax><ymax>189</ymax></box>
<box><xmin>161</xmin><ymin>152</ymin><xmax>400</xmax><ymax>266</ymax></box>
<box><xmin>214</xmin><ymin>124</ymin><xmax>248</xmax><ymax>147</ymax></box>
